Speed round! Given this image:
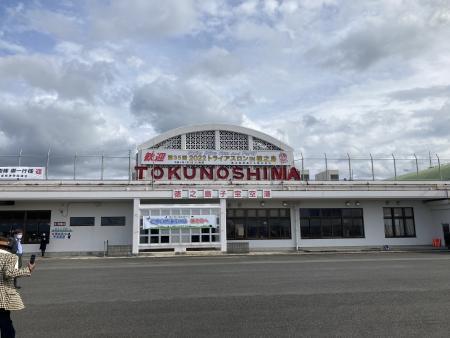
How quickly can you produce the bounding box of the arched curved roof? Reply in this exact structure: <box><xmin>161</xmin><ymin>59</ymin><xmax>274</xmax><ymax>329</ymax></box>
<box><xmin>138</xmin><ymin>123</ymin><xmax>293</xmax><ymax>152</ymax></box>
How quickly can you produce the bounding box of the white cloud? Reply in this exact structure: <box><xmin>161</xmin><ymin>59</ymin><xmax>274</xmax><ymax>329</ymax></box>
<box><xmin>0</xmin><ymin>99</ymin><xmax>133</xmax><ymax>156</ymax></box>
<box><xmin>130</xmin><ymin>77</ymin><xmax>244</xmax><ymax>132</ymax></box>
<box><xmin>0</xmin><ymin>0</ymin><xmax>450</xmax><ymax>176</ymax></box>
<box><xmin>89</xmin><ymin>0</ymin><xmax>198</xmax><ymax>40</ymax></box>
<box><xmin>0</xmin><ymin>54</ymin><xmax>116</xmax><ymax>101</ymax></box>
<box><xmin>0</xmin><ymin>39</ymin><xmax>26</xmax><ymax>54</ymax></box>
<box><xmin>189</xmin><ymin>46</ymin><xmax>242</xmax><ymax>78</ymax></box>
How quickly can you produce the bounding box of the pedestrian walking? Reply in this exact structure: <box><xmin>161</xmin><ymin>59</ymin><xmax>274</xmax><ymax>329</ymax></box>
<box><xmin>39</xmin><ymin>233</ymin><xmax>48</xmax><ymax>257</ymax></box>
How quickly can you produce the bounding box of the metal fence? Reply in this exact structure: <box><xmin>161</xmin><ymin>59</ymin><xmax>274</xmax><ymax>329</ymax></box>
<box><xmin>0</xmin><ymin>151</ymin><xmax>449</xmax><ymax>181</ymax></box>
<box><xmin>294</xmin><ymin>152</ymin><xmax>450</xmax><ymax>181</ymax></box>
<box><xmin>0</xmin><ymin>150</ymin><xmax>134</xmax><ymax>180</ymax></box>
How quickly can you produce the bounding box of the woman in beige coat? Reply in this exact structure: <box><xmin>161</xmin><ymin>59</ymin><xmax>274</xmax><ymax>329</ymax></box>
<box><xmin>0</xmin><ymin>236</ymin><xmax>35</xmax><ymax>338</ymax></box>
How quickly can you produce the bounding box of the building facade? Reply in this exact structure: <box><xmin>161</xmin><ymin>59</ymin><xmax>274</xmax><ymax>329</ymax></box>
<box><xmin>1</xmin><ymin>124</ymin><xmax>449</xmax><ymax>254</ymax></box>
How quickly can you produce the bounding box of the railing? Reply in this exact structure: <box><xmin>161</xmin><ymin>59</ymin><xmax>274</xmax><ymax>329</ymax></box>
<box><xmin>0</xmin><ymin>151</ymin><xmax>449</xmax><ymax>181</ymax></box>
<box><xmin>0</xmin><ymin>150</ymin><xmax>133</xmax><ymax>180</ymax></box>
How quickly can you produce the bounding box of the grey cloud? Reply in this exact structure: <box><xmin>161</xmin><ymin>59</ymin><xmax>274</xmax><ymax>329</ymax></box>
<box><xmin>309</xmin><ymin>20</ymin><xmax>436</xmax><ymax>71</ymax></box>
<box><xmin>232</xmin><ymin>92</ymin><xmax>256</xmax><ymax>108</ymax></box>
<box><xmin>190</xmin><ymin>47</ymin><xmax>243</xmax><ymax>78</ymax></box>
<box><xmin>389</xmin><ymin>85</ymin><xmax>450</xmax><ymax>102</ymax></box>
<box><xmin>90</xmin><ymin>0</ymin><xmax>198</xmax><ymax>40</ymax></box>
<box><xmin>408</xmin><ymin>102</ymin><xmax>450</xmax><ymax>138</ymax></box>
<box><xmin>130</xmin><ymin>77</ymin><xmax>243</xmax><ymax>133</ymax></box>
<box><xmin>302</xmin><ymin>114</ymin><xmax>319</xmax><ymax>127</ymax></box>
<box><xmin>0</xmin><ymin>55</ymin><xmax>115</xmax><ymax>101</ymax></box>
<box><xmin>0</xmin><ymin>101</ymin><xmax>133</xmax><ymax>177</ymax></box>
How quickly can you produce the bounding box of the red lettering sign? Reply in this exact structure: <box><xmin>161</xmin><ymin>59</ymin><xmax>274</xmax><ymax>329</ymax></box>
<box><xmin>135</xmin><ymin>165</ymin><xmax>302</xmax><ymax>181</ymax></box>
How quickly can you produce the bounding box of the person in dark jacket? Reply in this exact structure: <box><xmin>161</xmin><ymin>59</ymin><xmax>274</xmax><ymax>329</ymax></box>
<box><xmin>9</xmin><ymin>230</ymin><xmax>24</xmax><ymax>289</ymax></box>
<box><xmin>39</xmin><ymin>233</ymin><xmax>48</xmax><ymax>257</ymax></box>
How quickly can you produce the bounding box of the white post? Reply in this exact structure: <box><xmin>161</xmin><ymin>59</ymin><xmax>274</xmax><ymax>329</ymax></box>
<box><xmin>220</xmin><ymin>198</ymin><xmax>227</xmax><ymax>253</ymax></box>
<box><xmin>132</xmin><ymin>198</ymin><xmax>140</xmax><ymax>255</ymax></box>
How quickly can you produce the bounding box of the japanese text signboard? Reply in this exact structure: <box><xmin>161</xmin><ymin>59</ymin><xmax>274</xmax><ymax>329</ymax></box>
<box><xmin>0</xmin><ymin>167</ymin><xmax>45</xmax><ymax>180</ymax></box>
<box><xmin>143</xmin><ymin>215</ymin><xmax>218</xmax><ymax>229</ymax></box>
<box><xmin>170</xmin><ymin>189</ymin><xmax>271</xmax><ymax>199</ymax></box>
<box><xmin>140</xmin><ymin>149</ymin><xmax>292</xmax><ymax>166</ymax></box>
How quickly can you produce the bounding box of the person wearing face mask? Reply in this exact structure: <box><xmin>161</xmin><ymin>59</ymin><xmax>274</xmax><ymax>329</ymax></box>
<box><xmin>10</xmin><ymin>230</ymin><xmax>24</xmax><ymax>289</ymax></box>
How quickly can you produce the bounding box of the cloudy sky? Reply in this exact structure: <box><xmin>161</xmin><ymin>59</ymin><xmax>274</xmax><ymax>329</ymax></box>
<box><xmin>1</xmin><ymin>0</ymin><xmax>450</xmax><ymax>177</ymax></box>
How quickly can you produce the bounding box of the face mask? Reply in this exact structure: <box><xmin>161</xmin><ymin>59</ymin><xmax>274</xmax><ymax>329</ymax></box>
<box><xmin>16</xmin><ymin>234</ymin><xmax>23</xmax><ymax>239</ymax></box>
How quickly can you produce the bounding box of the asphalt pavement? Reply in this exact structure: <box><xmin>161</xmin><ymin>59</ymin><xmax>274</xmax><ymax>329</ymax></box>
<box><xmin>13</xmin><ymin>252</ymin><xmax>450</xmax><ymax>337</ymax></box>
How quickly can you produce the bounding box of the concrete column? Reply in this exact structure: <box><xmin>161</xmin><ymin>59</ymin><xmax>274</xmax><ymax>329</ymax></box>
<box><xmin>132</xmin><ymin>198</ymin><xmax>140</xmax><ymax>255</ymax></box>
<box><xmin>293</xmin><ymin>202</ymin><xmax>301</xmax><ymax>251</ymax></box>
<box><xmin>220</xmin><ymin>198</ymin><xmax>227</xmax><ymax>252</ymax></box>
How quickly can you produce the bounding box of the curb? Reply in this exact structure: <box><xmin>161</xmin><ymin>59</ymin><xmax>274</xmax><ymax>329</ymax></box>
<box><xmin>27</xmin><ymin>248</ymin><xmax>450</xmax><ymax>260</ymax></box>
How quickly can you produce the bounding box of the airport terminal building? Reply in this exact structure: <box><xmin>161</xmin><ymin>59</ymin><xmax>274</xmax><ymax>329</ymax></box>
<box><xmin>0</xmin><ymin>124</ymin><xmax>449</xmax><ymax>255</ymax></box>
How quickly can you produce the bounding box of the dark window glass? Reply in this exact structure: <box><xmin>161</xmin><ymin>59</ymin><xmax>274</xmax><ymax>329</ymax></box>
<box><xmin>247</xmin><ymin>219</ymin><xmax>268</xmax><ymax>239</ymax></box>
<box><xmin>247</xmin><ymin>209</ymin><xmax>257</xmax><ymax>217</ymax></box>
<box><xmin>321</xmin><ymin>218</ymin><xmax>332</xmax><ymax>237</ymax></box>
<box><xmin>300</xmin><ymin>218</ymin><xmax>310</xmax><ymax>238</ymax></box>
<box><xmin>235</xmin><ymin>209</ymin><xmax>245</xmax><ymax>217</ymax></box>
<box><xmin>309</xmin><ymin>209</ymin><xmax>321</xmax><ymax>217</ymax></box>
<box><xmin>384</xmin><ymin>219</ymin><xmax>394</xmax><ymax>237</ymax></box>
<box><xmin>350</xmin><ymin>218</ymin><xmax>364</xmax><ymax>237</ymax></box>
<box><xmin>342</xmin><ymin>209</ymin><xmax>352</xmax><ymax>217</ymax></box>
<box><xmin>383</xmin><ymin>207</ymin><xmax>415</xmax><ymax>238</ymax></box>
<box><xmin>101</xmin><ymin>216</ymin><xmax>125</xmax><ymax>226</ymax></box>
<box><xmin>300</xmin><ymin>208</ymin><xmax>364</xmax><ymax>239</ymax></box>
<box><xmin>301</xmin><ymin>209</ymin><xmax>311</xmax><ymax>217</ymax></box>
<box><xmin>393</xmin><ymin>208</ymin><xmax>402</xmax><ymax>217</ymax></box>
<box><xmin>279</xmin><ymin>209</ymin><xmax>288</xmax><ymax>217</ymax></box>
<box><xmin>0</xmin><ymin>210</ymin><xmax>50</xmax><ymax>244</ymax></box>
<box><xmin>352</xmin><ymin>209</ymin><xmax>363</xmax><ymax>217</ymax></box>
<box><xmin>268</xmin><ymin>218</ymin><xmax>290</xmax><ymax>239</ymax></box>
<box><xmin>404</xmin><ymin>208</ymin><xmax>413</xmax><ymax>217</ymax></box>
<box><xmin>257</xmin><ymin>209</ymin><xmax>267</xmax><ymax>217</ymax></box>
<box><xmin>269</xmin><ymin>209</ymin><xmax>279</xmax><ymax>217</ymax></box>
<box><xmin>310</xmin><ymin>218</ymin><xmax>321</xmax><ymax>237</ymax></box>
<box><xmin>70</xmin><ymin>217</ymin><xmax>95</xmax><ymax>226</ymax></box>
<box><xmin>226</xmin><ymin>209</ymin><xmax>291</xmax><ymax>240</ymax></box>
<box><xmin>405</xmin><ymin>219</ymin><xmax>415</xmax><ymax>236</ymax></box>
<box><xmin>331</xmin><ymin>218</ymin><xmax>342</xmax><ymax>237</ymax></box>
<box><xmin>226</xmin><ymin>219</ymin><xmax>236</xmax><ymax>239</ymax></box>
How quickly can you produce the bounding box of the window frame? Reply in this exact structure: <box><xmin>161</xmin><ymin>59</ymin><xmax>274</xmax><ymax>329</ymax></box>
<box><xmin>100</xmin><ymin>216</ymin><xmax>126</xmax><ymax>226</ymax></box>
<box><xmin>300</xmin><ymin>208</ymin><xmax>365</xmax><ymax>239</ymax></box>
<box><xmin>70</xmin><ymin>217</ymin><xmax>95</xmax><ymax>227</ymax></box>
<box><xmin>226</xmin><ymin>208</ymin><xmax>291</xmax><ymax>240</ymax></box>
<box><xmin>0</xmin><ymin>210</ymin><xmax>51</xmax><ymax>244</ymax></box>
<box><xmin>383</xmin><ymin>207</ymin><xmax>416</xmax><ymax>238</ymax></box>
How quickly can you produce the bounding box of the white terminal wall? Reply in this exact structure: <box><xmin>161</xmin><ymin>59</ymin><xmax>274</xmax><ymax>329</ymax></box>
<box><xmin>1</xmin><ymin>181</ymin><xmax>449</xmax><ymax>252</ymax></box>
<box><xmin>227</xmin><ymin>199</ymin><xmax>443</xmax><ymax>250</ymax></box>
<box><xmin>0</xmin><ymin>200</ymin><xmax>133</xmax><ymax>253</ymax></box>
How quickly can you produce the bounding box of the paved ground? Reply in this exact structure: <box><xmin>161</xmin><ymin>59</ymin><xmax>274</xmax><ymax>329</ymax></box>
<box><xmin>12</xmin><ymin>252</ymin><xmax>450</xmax><ymax>337</ymax></box>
